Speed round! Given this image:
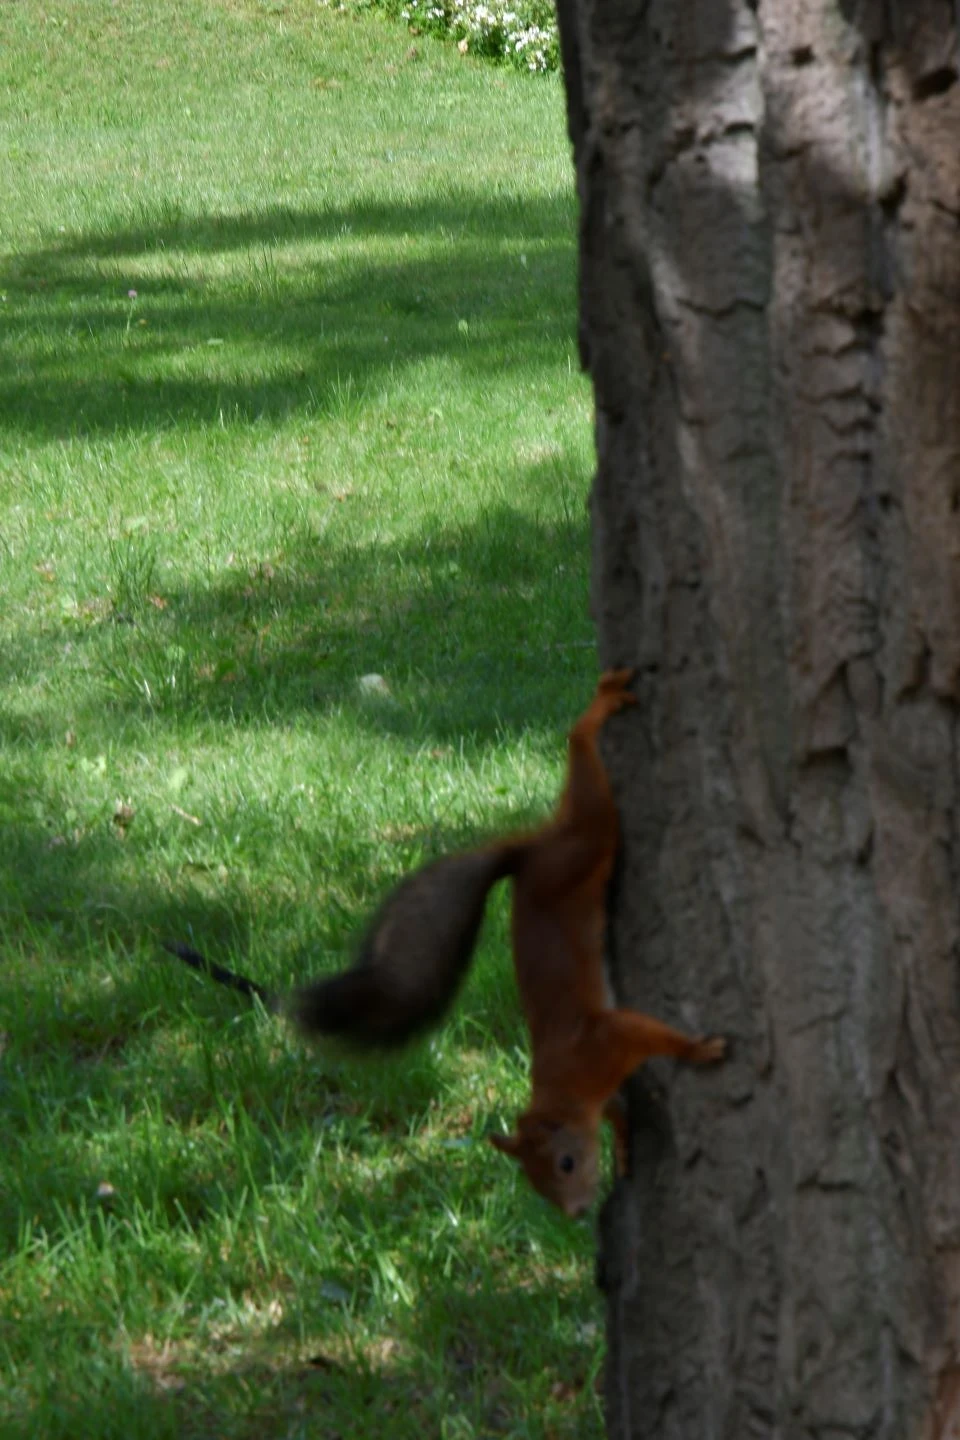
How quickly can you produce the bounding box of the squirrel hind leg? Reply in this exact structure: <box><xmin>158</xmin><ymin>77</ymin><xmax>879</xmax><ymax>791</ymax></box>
<box><xmin>689</xmin><ymin>1034</ymin><xmax>728</xmax><ymax>1064</ymax></box>
<box><xmin>291</xmin><ymin>847</ymin><xmax>515</xmax><ymax>1048</ymax></box>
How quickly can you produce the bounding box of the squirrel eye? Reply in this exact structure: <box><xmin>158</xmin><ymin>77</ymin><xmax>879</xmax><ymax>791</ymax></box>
<box><xmin>559</xmin><ymin>1155</ymin><xmax>576</xmax><ymax>1174</ymax></box>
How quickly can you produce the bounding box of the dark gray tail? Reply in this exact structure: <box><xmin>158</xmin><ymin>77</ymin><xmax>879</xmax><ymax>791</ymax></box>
<box><xmin>291</xmin><ymin>844</ymin><xmax>521</xmax><ymax>1046</ymax></box>
<box><xmin>162</xmin><ymin>841</ymin><xmax>523</xmax><ymax>1050</ymax></box>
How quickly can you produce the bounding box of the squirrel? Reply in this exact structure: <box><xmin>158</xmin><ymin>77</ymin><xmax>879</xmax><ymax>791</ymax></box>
<box><xmin>163</xmin><ymin>669</ymin><xmax>727</xmax><ymax>1215</ymax></box>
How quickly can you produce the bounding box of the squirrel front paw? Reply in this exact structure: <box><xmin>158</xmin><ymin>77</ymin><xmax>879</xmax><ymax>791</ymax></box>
<box><xmin>598</xmin><ymin>667</ymin><xmax>637</xmax><ymax>694</ymax></box>
<box><xmin>595</xmin><ymin>668</ymin><xmax>637</xmax><ymax>716</ymax></box>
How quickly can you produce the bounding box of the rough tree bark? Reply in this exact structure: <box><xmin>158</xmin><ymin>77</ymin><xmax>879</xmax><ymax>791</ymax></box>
<box><xmin>554</xmin><ymin>2</ymin><xmax>960</xmax><ymax>1435</ymax></box>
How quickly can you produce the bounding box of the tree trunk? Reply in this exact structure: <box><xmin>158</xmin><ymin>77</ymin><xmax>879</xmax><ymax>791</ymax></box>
<box><xmin>555</xmin><ymin>2</ymin><xmax>960</xmax><ymax>1435</ymax></box>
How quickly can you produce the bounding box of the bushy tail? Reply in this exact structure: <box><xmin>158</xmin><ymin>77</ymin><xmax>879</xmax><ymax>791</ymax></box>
<box><xmin>161</xmin><ymin>841</ymin><xmax>524</xmax><ymax>1049</ymax></box>
<box><xmin>291</xmin><ymin>843</ymin><xmax>522</xmax><ymax>1046</ymax></box>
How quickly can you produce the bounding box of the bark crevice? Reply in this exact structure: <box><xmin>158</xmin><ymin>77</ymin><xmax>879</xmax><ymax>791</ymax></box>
<box><xmin>556</xmin><ymin>0</ymin><xmax>960</xmax><ymax>1434</ymax></box>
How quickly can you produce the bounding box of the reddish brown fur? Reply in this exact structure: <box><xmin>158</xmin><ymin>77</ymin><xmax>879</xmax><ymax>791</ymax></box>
<box><xmin>489</xmin><ymin>669</ymin><xmax>726</xmax><ymax>1214</ymax></box>
<box><xmin>164</xmin><ymin>670</ymin><xmax>725</xmax><ymax>1215</ymax></box>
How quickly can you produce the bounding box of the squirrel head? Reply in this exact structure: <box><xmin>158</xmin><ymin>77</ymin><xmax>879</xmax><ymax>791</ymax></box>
<box><xmin>489</xmin><ymin>1114</ymin><xmax>599</xmax><ymax>1217</ymax></box>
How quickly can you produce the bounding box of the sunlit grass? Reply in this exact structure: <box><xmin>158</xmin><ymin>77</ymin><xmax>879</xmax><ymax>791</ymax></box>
<box><xmin>0</xmin><ymin>2</ymin><xmax>603</xmax><ymax>1436</ymax></box>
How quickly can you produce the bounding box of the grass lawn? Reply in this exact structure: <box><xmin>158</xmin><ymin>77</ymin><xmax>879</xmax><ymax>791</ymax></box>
<box><xmin>0</xmin><ymin>2</ymin><xmax>603</xmax><ymax>1435</ymax></box>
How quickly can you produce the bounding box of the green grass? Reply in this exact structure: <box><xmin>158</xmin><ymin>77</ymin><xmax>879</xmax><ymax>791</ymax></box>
<box><xmin>0</xmin><ymin>3</ymin><xmax>603</xmax><ymax>1436</ymax></box>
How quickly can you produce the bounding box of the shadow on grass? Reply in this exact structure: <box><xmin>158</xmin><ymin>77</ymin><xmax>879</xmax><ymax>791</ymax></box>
<box><xmin>0</xmin><ymin>456</ymin><xmax>593</xmax><ymax>968</ymax></box>
<box><xmin>0</xmin><ymin>471</ymin><xmax>594</xmax><ymax>1232</ymax></box>
<box><xmin>0</xmin><ymin>184</ymin><xmax>600</xmax><ymax>1437</ymax></box>
<box><xmin>0</xmin><ymin>190</ymin><xmax>578</xmax><ymax>439</ymax></box>
<box><xmin>0</xmin><ymin>778</ymin><xmax>525</xmax><ymax>1040</ymax></box>
<box><xmin>0</xmin><ymin>183</ymin><xmax>592</xmax><ymax>1002</ymax></box>
<box><xmin>1</xmin><ymin>1147</ymin><xmax>601</xmax><ymax>1440</ymax></box>
<box><xmin>2</xmin><ymin>1275</ymin><xmax>600</xmax><ymax>1440</ymax></box>
<box><xmin>0</xmin><ymin>970</ymin><xmax>463</xmax><ymax>1238</ymax></box>
<box><xmin>4</xmin><ymin>445</ymin><xmax>592</xmax><ymax>738</ymax></box>
<box><xmin>102</xmin><ymin>505</ymin><xmax>585</xmax><ymax>731</ymax></box>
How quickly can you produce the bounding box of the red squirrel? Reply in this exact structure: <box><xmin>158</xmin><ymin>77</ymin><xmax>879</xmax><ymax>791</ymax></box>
<box><xmin>163</xmin><ymin>669</ymin><xmax>726</xmax><ymax>1215</ymax></box>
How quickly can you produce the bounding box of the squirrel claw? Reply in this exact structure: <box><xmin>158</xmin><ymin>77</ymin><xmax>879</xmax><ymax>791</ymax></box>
<box><xmin>693</xmin><ymin>1035</ymin><xmax>728</xmax><ymax>1064</ymax></box>
<box><xmin>595</xmin><ymin>668</ymin><xmax>638</xmax><ymax>717</ymax></box>
<box><xmin>598</xmin><ymin>667</ymin><xmax>637</xmax><ymax>693</ymax></box>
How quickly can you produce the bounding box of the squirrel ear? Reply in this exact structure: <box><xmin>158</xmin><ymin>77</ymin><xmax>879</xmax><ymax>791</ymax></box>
<box><xmin>488</xmin><ymin>1131</ymin><xmax>523</xmax><ymax>1157</ymax></box>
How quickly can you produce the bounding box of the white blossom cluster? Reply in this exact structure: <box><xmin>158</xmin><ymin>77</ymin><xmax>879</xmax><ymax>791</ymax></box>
<box><xmin>393</xmin><ymin>0</ymin><xmax>559</xmax><ymax>72</ymax></box>
<box><xmin>507</xmin><ymin>22</ymin><xmax>555</xmax><ymax>71</ymax></box>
